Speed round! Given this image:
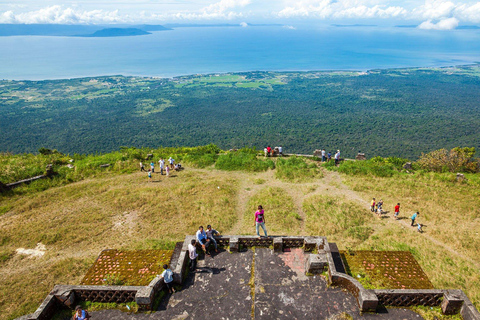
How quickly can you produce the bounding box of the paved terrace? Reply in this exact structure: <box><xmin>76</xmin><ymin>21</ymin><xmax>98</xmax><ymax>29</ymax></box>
<box><xmin>91</xmin><ymin>248</ymin><xmax>423</xmax><ymax>320</ymax></box>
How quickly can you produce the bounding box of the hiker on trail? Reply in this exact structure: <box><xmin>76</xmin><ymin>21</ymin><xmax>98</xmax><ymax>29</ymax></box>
<box><xmin>394</xmin><ymin>203</ymin><xmax>400</xmax><ymax>220</ymax></box>
<box><xmin>334</xmin><ymin>150</ymin><xmax>341</xmax><ymax>165</ymax></box>
<box><xmin>150</xmin><ymin>161</ymin><xmax>155</xmax><ymax>173</ymax></box>
<box><xmin>264</xmin><ymin>147</ymin><xmax>268</xmax><ymax>157</ymax></box>
<box><xmin>371</xmin><ymin>198</ymin><xmax>376</xmax><ymax>212</ymax></box>
<box><xmin>160</xmin><ymin>264</ymin><xmax>175</xmax><ymax>293</ymax></box>
<box><xmin>140</xmin><ymin>161</ymin><xmax>146</xmax><ymax>172</ymax></box>
<box><xmin>411</xmin><ymin>212</ymin><xmax>419</xmax><ymax>226</ymax></box>
<box><xmin>327</xmin><ymin>151</ymin><xmax>332</xmax><ymax>161</ymax></box>
<box><xmin>255</xmin><ymin>205</ymin><xmax>268</xmax><ymax>238</ymax></box>
<box><xmin>377</xmin><ymin>199</ymin><xmax>384</xmax><ymax>215</ymax></box>
<box><xmin>165</xmin><ymin>165</ymin><xmax>170</xmax><ymax>176</ymax></box>
<box><xmin>206</xmin><ymin>225</ymin><xmax>220</xmax><ymax>253</ymax></box>
<box><xmin>278</xmin><ymin>146</ymin><xmax>283</xmax><ymax>156</ymax></box>
<box><xmin>267</xmin><ymin>146</ymin><xmax>272</xmax><ymax>157</ymax></box>
<box><xmin>169</xmin><ymin>157</ymin><xmax>175</xmax><ymax>169</ymax></box>
<box><xmin>196</xmin><ymin>226</ymin><xmax>210</xmax><ymax>254</ymax></box>
<box><xmin>188</xmin><ymin>239</ymin><xmax>198</xmax><ymax>271</ymax></box>
<box><xmin>148</xmin><ymin>169</ymin><xmax>152</xmax><ymax>182</ymax></box>
<box><xmin>417</xmin><ymin>223</ymin><xmax>423</xmax><ymax>233</ymax></box>
<box><xmin>159</xmin><ymin>158</ymin><xmax>165</xmax><ymax>175</ymax></box>
<box><xmin>73</xmin><ymin>305</ymin><xmax>91</xmax><ymax>320</ymax></box>
<box><xmin>321</xmin><ymin>149</ymin><xmax>326</xmax><ymax>162</ymax></box>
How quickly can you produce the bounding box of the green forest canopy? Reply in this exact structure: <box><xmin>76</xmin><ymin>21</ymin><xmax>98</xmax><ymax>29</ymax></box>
<box><xmin>1</xmin><ymin>65</ymin><xmax>480</xmax><ymax>159</ymax></box>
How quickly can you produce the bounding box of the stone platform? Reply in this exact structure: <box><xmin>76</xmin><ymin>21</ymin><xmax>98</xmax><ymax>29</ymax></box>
<box><xmin>90</xmin><ymin>248</ymin><xmax>423</xmax><ymax>319</ymax></box>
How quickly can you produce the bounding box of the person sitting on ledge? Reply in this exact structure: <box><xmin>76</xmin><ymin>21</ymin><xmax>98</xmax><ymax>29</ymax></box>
<box><xmin>73</xmin><ymin>305</ymin><xmax>91</xmax><ymax>320</ymax></box>
<box><xmin>196</xmin><ymin>226</ymin><xmax>210</xmax><ymax>254</ymax></box>
<box><xmin>160</xmin><ymin>264</ymin><xmax>175</xmax><ymax>293</ymax></box>
<box><xmin>206</xmin><ymin>224</ymin><xmax>220</xmax><ymax>253</ymax></box>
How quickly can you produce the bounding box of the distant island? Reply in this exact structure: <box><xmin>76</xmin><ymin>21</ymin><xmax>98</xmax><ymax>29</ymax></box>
<box><xmin>0</xmin><ymin>24</ymin><xmax>169</xmax><ymax>37</ymax></box>
<box><xmin>80</xmin><ymin>28</ymin><xmax>151</xmax><ymax>37</ymax></box>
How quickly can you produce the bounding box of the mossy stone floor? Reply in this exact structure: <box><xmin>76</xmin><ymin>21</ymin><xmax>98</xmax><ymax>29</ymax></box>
<box><xmin>341</xmin><ymin>250</ymin><xmax>434</xmax><ymax>289</ymax></box>
<box><xmin>81</xmin><ymin>249</ymin><xmax>173</xmax><ymax>286</ymax></box>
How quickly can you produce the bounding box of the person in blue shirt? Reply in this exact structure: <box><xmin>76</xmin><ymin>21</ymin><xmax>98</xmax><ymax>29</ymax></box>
<box><xmin>196</xmin><ymin>226</ymin><xmax>210</xmax><ymax>254</ymax></box>
<box><xmin>160</xmin><ymin>264</ymin><xmax>175</xmax><ymax>293</ymax></box>
<box><xmin>411</xmin><ymin>212</ymin><xmax>419</xmax><ymax>226</ymax></box>
<box><xmin>73</xmin><ymin>305</ymin><xmax>91</xmax><ymax>320</ymax></box>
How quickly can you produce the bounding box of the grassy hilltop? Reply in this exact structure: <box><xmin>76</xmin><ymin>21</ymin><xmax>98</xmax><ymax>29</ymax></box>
<box><xmin>0</xmin><ymin>146</ymin><xmax>479</xmax><ymax>319</ymax></box>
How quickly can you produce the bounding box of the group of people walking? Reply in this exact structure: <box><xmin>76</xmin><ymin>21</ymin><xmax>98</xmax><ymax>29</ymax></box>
<box><xmin>370</xmin><ymin>198</ymin><xmax>422</xmax><ymax>232</ymax></box>
<box><xmin>140</xmin><ymin>157</ymin><xmax>182</xmax><ymax>181</ymax></box>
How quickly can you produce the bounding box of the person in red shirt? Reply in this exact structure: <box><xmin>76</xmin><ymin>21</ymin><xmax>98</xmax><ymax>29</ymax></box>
<box><xmin>394</xmin><ymin>203</ymin><xmax>400</xmax><ymax>220</ymax></box>
<box><xmin>266</xmin><ymin>146</ymin><xmax>272</xmax><ymax>157</ymax></box>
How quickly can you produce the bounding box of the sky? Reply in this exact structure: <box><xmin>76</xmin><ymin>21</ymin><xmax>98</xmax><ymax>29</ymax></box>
<box><xmin>1</xmin><ymin>0</ymin><xmax>480</xmax><ymax>30</ymax></box>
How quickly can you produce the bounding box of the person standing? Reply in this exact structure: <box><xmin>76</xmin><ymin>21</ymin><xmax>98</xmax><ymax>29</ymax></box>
<box><xmin>411</xmin><ymin>212</ymin><xmax>419</xmax><ymax>226</ymax></box>
<box><xmin>371</xmin><ymin>198</ymin><xmax>376</xmax><ymax>212</ymax></box>
<box><xmin>334</xmin><ymin>150</ymin><xmax>340</xmax><ymax>166</ymax></box>
<box><xmin>264</xmin><ymin>147</ymin><xmax>268</xmax><ymax>157</ymax></box>
<box><xmin>165</xmin><ymin>165</ymin><xmax>170</xmax><ymax>176</ymax></box>
<box><xmin>266</xmin><ymin>146</ymin><xmax>272</xmax><ymax>157</ymax></box>
<box><xmin>188</xmin><ymin>239</ymin><xmax>198</xmax><ymax>271</ymax></box>
<box><xmin>148</xmin><ymin>169</ymin><xmax>152</xmax><ymax>182</ymax></box>
<box><xmin>150</xmin><ymin>161</ymin><xmax>155</xmax><ymax>173</ymax></box>
<box><xmin>169</xmin><ymin>157</ymin><xmax>175</xmax><ymax>169</ymax></box>
<box><xmin>140</xmin><ymin>161</ymin><xmax>146</xmax><ymax>172</ymax></box>
<box><xmin>394</xmin><ymin>203</ymin><xmax>400</xmax><ymax>220</ymax></box>
<box><xmin>278</xmin><ymin>146</ymin><xmax>283</xmax><ymax>156</ymax></box>
<box><xmin>159</xmin><ymin>264</ymin><xmax>175</xmax><ymax>293</ymax></box>
<box><xmin>327</xmin><ymin>151</ymin><xmax>332</xmax><ymax>161</ymax></box>
<box><xmin>159</xmin><ymin>158</ymin><xmax>165</xmax><ymax>175</ymax></box>
<box><xmin>255</xmin><ymin>205</ymin><xmax>268</xmax><ymax>238</ymax></box>
<box><xmin>321</xmin><ymin>149</ymin><xmax>326</xmax><ymax>162</ymax></box>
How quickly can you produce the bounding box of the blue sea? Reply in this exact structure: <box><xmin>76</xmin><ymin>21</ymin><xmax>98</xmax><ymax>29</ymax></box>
<box><xmin>1</xmin><ymin>25</ymin><xmax>480</xmax><ymax>80</ymax></box>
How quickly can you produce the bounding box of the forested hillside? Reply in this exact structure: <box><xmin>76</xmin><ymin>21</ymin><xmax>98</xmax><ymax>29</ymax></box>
<box><xmin>1</xmin><ymin>65</ymin><xmax>480</xmax><ymax>159</ymax></box>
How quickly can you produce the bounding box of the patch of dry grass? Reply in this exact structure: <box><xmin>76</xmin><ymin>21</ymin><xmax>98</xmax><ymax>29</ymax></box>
<box><xmin>238</xmin><ymin>186</ymin><xmax>302</xmax><ymax>236</ymax></box>
<box><xmin>303</xmin><ymin>195</ymin><xmax>373</xmax><ymax>243</ymax></box>
<box><xmin>341</xmin><ymin>172</ymin><xmax>480</xmax><ymax>310</ymax></box>
<box><xmin>0</xmin><ymin>169</ymin><xmax>238</xmax><ymax>320</ymax></box>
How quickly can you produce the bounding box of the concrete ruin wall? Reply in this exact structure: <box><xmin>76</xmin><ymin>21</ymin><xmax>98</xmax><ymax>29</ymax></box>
<box><xmin>16</xmin><ymin>235</ymin><xmax>480</xmax><ymax>320</ymax></box>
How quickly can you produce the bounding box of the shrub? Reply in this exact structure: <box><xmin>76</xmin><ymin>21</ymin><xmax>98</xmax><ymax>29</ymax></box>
<box><xmin>215</xmin><ymin>148</ymin><xmax>274</xmax><ymax>172</ymax></box>
<box><xmin>416</xmin><ymin>147</ymin><xmax>478</xmax><ymax>173</ymax></box>
<box><xmin>275</xmin><ymin>156</ymin><xmax>321</xmax><ymax>182</ymax></box>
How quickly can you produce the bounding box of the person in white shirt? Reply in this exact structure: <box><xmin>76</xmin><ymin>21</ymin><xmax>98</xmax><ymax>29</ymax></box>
<box><xmin>278</xmin><ymin>146</ymin><xmax>283</xmax><ymax>156</ymax></box>
<box><xmin>334</xmin><ymin>150</ymin><xmax>340</xmax><ymax>166</ymax></box>
<box><xmin>160</xmin><ymin>264</ymin><xmax>175</xmax><ymax>293</ymax></box>
<box><xmin>169</xmin><ymin>157</ymin><xmax>175</xmax><ymax>169</ymax></box>
<box><xmin>188</xmin><ymin>239</ymin><xmax>198</xmax><ymax>271</ymax></box>
<box><xmin>321</xmin><ymin>149</ymin><xmax>326</xmax><ymax>162</ymax></box>
<box><xmin>159</xmin><ymin>158</ymin><xmax>165</xmax><ymax>175</ymax></box>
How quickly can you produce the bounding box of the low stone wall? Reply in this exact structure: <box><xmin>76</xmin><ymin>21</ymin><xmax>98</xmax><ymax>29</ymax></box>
<box><xmin>374</xmin><ymin>289</ymin><xmax>444</xmax><ymax>307</ymax></box>
<box><xmin>374</xmin><ymin>289</ymin><xmax>480</xmax><ymax>320</ymax></box>
<box><xmin>325</xmin><ymin>242</ymin><xmax>379</xmax><ymax>312</ymax></box>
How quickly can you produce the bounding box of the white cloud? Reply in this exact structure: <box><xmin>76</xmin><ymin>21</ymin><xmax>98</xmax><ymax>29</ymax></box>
<box><xmin>0</xmin><ymin>5</ymin><xmax>125</xmax><ymax>24</ymax></box>
<box><xmin>2</xmin><ymin>0</ymin><xmax>480</xmax><ymax>26</ymax></box>
<box><xmin>413</xmin><ymin>0</ymin><xmax>456</xmax><ymax>20</ymax></box>
<box><xmin>276</xmin><ymin>0</ymin><xmax>407</xmax><ymax>19</ymax></box>
<box><xmin>455</xmin><ymin>2</ymin><xmax>480</xmax><ymax>23</ymax></box>
<box><xmin>283</xmin><ymin>24</ymin><xmax>296</xmax><ymax>29</ymax></box>
<box><xmin>240</xmin><ymin>21</ymin><xmax>248</xmax><ymax>27</ymax></box>
<box><xmin>418</xmin><ymin>17</ymin><xmax>459</xmax><ymax>29</ymax></box>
